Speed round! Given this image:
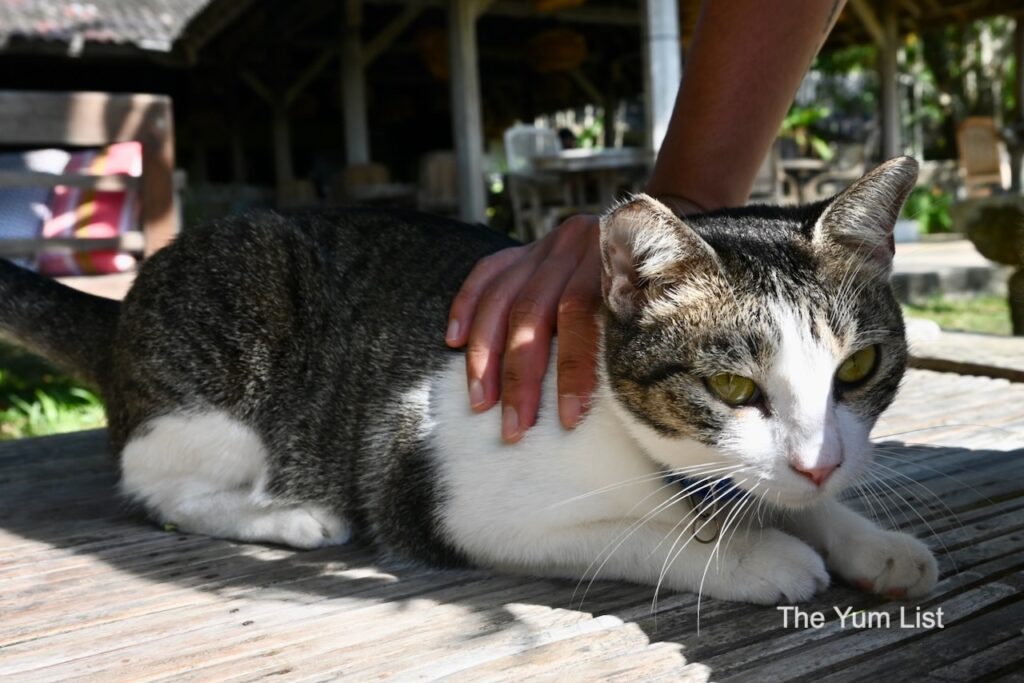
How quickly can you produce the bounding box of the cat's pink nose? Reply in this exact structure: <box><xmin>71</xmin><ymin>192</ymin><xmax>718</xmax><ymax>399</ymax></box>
<box><xmin>790</xmin><ymin>462</ymin><xmax>839</xmax><ymax>487</ymax></box>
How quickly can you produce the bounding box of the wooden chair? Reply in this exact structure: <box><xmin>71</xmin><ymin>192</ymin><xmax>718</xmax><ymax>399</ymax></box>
<box><xmin>503</xmin><ymin>125</ymin><xmax>579</xmax><ymax>242</ymax></box>
<box><xmin>956</xmin><ymin>117</ymin><xmax>1009</xmax><ymax>198</ymax></box>
<box><xmin>0</xmin><ymin>90</ymin><xmax>177</xmax><ymax>299</ymax></box>
<box><xmin>748</xmin><ymin>142</ymin><xmax>792</xmax><ymax>204</ymax></box>
<box><xmin>417</xmin><ymin>151</ymin><xmax>459</xmax><ymax>215</ymax></box>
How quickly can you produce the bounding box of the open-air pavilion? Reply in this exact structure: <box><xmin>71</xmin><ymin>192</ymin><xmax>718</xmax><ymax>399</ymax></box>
<box><xmin>1</xmin><ymin>1</ymin><xmax>1024</xmax><ymax>680</ymax></box>
<box><xmin>4</xmin><ymin>0</ymin><xmax>1024</xmax><ymax>226</ymax></box>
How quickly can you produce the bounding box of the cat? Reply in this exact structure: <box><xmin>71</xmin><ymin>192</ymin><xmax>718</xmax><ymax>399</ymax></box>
<box><xmin>0</xmin><ymin>156</ymin><xmax>937</xmax><ymax>605</ymax></box>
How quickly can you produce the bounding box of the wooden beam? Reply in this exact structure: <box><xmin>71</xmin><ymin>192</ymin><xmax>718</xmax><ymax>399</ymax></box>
<box><xmin>365</xmin><ymin>0</ymin><xmax>639</xmax><ymax>25</ymax></box>
<box><xmin>364</xmin><ymin>4</ymin><xmax>424</xmax><ymax>66</ymax></box>
<box><xmin>241</xmin><ymin>72</ymin><xmax>295</xmax><ymax>192</ymax></box>
<box><xmin>286</xmin><ymin>47</ymin><xmax>339</xmax><ymax>106</ymax></box>
<box><xmin>174</xmin><ymin>0</ymin><xmax>257</xmax><ymax>64</ymax></box>
<box><xmin>0</xmin><ymin>171</ymin><xmax>139</xmax><ymax>191</ymax></box>
<box><xmin>567</xmin><ymin>69</ymin><xmax>603</xmax><ymax>105</ymax></box>
<box><xmin>0</xmin><ymin>233</ymin><xmax>145</xmax><ymax>258</ymax></box>
<box><xmin>271</xmin><ymin>104</ymin><xmax>295</xmax><ymax>190</ymax></box>
<box><xmin>448</xmin><ymin>0</ymin><xmax>488</xmax><ymax>223</ymax></box>
<box><xmin>240</xmin><ymin>70</ymin><xmax>275</xmax><ymax>104</ymax></box>
<box><xmin>849</xmin><ymin>0</ymin><xmax>886</xmax><ymax>48</ymax></box>
<box><xmin>898</xmin><ymin>0</ymin><xmax>922</xmax><ymax>20</ymax></box>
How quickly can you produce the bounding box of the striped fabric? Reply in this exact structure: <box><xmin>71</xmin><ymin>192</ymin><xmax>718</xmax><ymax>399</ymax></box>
<box><xmin>37</xmin><ymin>141</ymin><xmax>141</xmax><ymax>276</ymax></box>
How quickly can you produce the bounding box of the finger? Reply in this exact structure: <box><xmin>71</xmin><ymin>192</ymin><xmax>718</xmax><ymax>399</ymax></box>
<box><xmin>500</xmin><ymin>256</ymin><xmax>578</xmax><ymax>442</ymax></box>
<box><xmin>446</xmin><ymin>246</ymin><xmax>527</xmax><ymax>348</ymax></box>
<box><xmin>556</xmin><ymin>242</ymin><xmax>602</xmax><ymax>429</ymax></box>
<box><xmin>464</xmin><ymin>255</ymin><xmax>545</xmax><ymax>413</ymax></box>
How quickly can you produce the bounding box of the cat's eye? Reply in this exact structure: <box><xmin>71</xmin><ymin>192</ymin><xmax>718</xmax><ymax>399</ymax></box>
<box><xmin>836</xmin><ymin>345</ymin><xmax>878</xmax><ymax>385</ymax></box>
<box><xmin>707</xmin><ymin>373</ymin><xmax>760</xmax><ymax>407</ymax></box>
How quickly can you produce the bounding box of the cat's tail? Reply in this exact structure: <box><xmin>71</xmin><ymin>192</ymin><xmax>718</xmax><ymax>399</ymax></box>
<box><xmin>0</xmin><ymin>259</ymin><xmax>120</xmax><ymax>389</ymax></box>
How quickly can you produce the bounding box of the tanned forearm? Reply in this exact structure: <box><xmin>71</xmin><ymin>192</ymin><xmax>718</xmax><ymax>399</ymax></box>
<box><xmin>647</xmin><ymin>0</ymin><xmax>847</xmax><ymax>211</ymax></box>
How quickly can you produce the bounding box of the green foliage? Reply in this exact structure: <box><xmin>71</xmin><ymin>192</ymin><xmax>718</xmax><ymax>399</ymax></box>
<box><xmin>902</xmin><ymin>186</ymin><xmax>953</xmax><ymax>234</ymax></box>
<box><xmin>0</xmin><ymin>340</ymin><xmax>106</xmax><ymax>440</ymax></box>
<box><xmin>576</xmin><ymin>119</ymin><xmax>603</xmax><ymax>149</ymax></box>
<box><xmin>780</xmin><ymin>105</ymin><xmax>834</xmax><ymax>160</ymax></box>
<box><xmin>903</xmin><ymin>295</ymin><xmax>1012</xmax><ymax>336</ymax></box>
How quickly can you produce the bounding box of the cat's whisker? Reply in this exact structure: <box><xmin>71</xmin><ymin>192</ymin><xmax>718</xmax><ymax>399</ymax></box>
<box><xmin>647</xmin><ymin>466</ymin><xmax>749</xmax><ymax>554</ymax></box>
<box><xmin>857</xmin><ymin>474</ymin><xmax>902</xmax><ymax>533</ymax></box>
<box><xmin>575</xmin><ymin>466</ymin><xmax>743</xmax><ymax>606</ymax></box>
<box><xmin>872</xmin><ymin>422</ymin><xmax>1024</xmax><ymax>442</ymax></box>
<box><xmin>550</xmin><ymin>461</ymin><xmax>739</xmax><ymax>509</ymax></box>
<box><xmin>862</xmin><ymin>475</ymin><xmax>959</xmax><ymax>575</ymax></box>
<box><xmin>870</xmin><ymin>450</ymin><xmax>996</xmax><ymax>509</ymax></box>
<box><xmin>694</xmin><ymin>483</ymin><xmax>754</xmax><ymax>634</ymax></box>
<box><xmin>573</xmin><ymin>478</ymin><xmax>696</xmax><ymax>606</ymax></box>
<box><xmin>851</xmin><ymin>481</ymin><xmax>882</xmax><ymax>527</ymax></box>
<box><xmin>651</xmin><ymin>471</ymin><xmax>749</xmax><ymax>613</ymax></box>
<box><xmin>863</xmin><ymin>459</ymin><xmax>967</xmax><ymax>535</ymax></box>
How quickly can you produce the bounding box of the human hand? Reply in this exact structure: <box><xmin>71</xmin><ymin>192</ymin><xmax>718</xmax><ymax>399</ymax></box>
<box><xmin>445</xmin><ymin>215</ymin><xmax>602</xmax><ymax>443</ymax></box>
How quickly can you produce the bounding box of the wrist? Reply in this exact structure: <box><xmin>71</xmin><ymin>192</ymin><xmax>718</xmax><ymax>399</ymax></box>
<box><xmin>647</xmin><ymin>194</ymin><xmax>708</xmax><ymax>217</ymax></box>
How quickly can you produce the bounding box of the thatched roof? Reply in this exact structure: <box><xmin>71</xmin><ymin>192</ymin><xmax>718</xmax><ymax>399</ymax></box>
<box><xmin>0</xmin><ymin>0</ymin><xmax>213</xmax><ymax>55</ymax></box>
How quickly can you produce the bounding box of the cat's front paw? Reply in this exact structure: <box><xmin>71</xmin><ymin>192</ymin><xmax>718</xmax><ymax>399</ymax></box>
<box><xmin>830</xmin><ymin>529</ymin><xmax>937</xmax><ymax>598</ymax></box>
<box><xmin>722</xmin><ymin>529</ymin><xmax>829</xmax><ymax>605</ymax></box>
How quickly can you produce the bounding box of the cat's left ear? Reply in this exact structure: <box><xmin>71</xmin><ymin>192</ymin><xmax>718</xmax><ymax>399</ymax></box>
<box><xmin>813</xmin><ymin>156</ymin><xmax>919</xmax><ymax>273</ymax></box>
<box><xmin>599</xmin><ymin>194</ymin><xmax>719</xmax><ymax>319</ymax></box>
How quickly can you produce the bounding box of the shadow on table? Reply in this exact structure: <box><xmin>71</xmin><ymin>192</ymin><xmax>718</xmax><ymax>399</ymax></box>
<box><xmin>2</xmin><ymin>428</ymin><xmax>1019</xmax><ymax>672</ymax></box>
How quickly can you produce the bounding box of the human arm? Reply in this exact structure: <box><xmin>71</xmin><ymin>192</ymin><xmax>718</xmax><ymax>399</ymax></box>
<box><xmin>446</xmin><ymin>0</ymin><xmax>848</xmax><ymax>443</ymax></box>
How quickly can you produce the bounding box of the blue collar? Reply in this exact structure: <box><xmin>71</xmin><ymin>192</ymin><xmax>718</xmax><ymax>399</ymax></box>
<box><xmin>665</xmin><ymin>474</ymin><xmax>749</xmax><ymax>504</ymax></box>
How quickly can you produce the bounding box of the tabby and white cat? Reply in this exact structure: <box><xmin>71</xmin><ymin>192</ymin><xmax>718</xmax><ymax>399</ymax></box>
<box><xmin>0</xmin><ymin>156</ymin><xmax>936</xmax><ymax>604</ymax></box>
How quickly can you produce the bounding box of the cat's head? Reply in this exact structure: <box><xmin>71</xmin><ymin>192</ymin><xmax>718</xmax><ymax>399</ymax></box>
<box><xmin>599</xmin><ymin>156</ymin><xmax>917</xmax><ymax>508</ymax></box>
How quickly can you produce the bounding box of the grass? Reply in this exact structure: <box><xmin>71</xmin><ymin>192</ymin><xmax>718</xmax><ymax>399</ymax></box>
<box><xmin>903</xmin><ymin>294</ymin><xmax>1012</xmax><ymax>336</ymax></box>
<box><xmin>0</xmin><ymin>340</ymin><xmax>106</xmax><ymax>441</ymax></box>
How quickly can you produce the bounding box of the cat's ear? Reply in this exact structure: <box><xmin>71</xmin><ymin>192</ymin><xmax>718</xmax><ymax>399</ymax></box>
<box><xmin>813</xmin><ymin>156</ymin><xmax>919</xmax><ymax>272</ymax></box>
<box><xmin>600</xmin><ymin>194</ymin><xmax>718</xmax><ymax>319</ymax></box>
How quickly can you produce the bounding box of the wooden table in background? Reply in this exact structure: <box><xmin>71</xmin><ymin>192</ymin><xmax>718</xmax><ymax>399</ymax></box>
<box><xmin>533</xmin><ymin>147</ymin><xmax>653</xmax><ymax>209</ymax></box>
<box><xmin>781</xmin><ymin>158</ymin><xmax>829</xmax><ymax>203</ymax></box>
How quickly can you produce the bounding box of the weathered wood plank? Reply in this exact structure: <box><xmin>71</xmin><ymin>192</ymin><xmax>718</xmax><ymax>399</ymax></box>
<box><xmin>1</xmin><ymin>368</ymin><xmax>1022</xmax><ymax>679</ymax></box>
<box><xmin>0</xmin><ymin>232</ymin><xmax>145</xmax><ymax>258</ymax></box>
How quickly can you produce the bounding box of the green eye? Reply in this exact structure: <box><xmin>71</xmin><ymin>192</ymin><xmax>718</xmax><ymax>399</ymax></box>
<box><xmin>837</xmin><ymin>346</ymin><xmax>878</xmax><ymax>384</ymax></box>
<box><xmin>707</xmin><ymin>373</ymin><xmax>760</xmax><ymax>406</ymax></box>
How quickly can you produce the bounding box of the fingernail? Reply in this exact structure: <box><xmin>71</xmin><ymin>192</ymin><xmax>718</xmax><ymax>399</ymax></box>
<box><xmin>503</xmin><ymin>405</ymin><xmax>521</xmax><ymax>442</ymax></box>
<box><xmin>469</xmin><ymin>379</ymin><xmax>485</xmax><ymax>410</ymax></box>
<box><xmin>559</xmin><ymin>395</ymin><xmax>582</xmax><ymax>428</ymax></box>
<box><xmin>446</xmin><ymin>319</ymin><xmax>460</xmax><ymax>343</ymax></box>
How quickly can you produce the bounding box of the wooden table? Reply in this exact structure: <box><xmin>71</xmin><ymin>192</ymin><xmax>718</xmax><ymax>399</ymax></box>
<box><xmin>533</xmin><ymin>147</ymin><xmax>653</xmax><ymax>208</ymax></box>
<box><xmin>781</xmin><ymin>158</ymin><xmax>829</xmax><ymax>203</ymax></box>
<box><xmin>2</xmin><ymin>338</ymin><xmax>1023</xmax><ymax>680</ymax></box>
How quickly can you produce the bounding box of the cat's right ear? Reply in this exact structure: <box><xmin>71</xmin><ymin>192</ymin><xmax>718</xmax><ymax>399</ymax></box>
<box><xmin>813</xmin><ymin>156</ymin><xmax>919</xmax><ymax>273</ymax></box>
<box><xmin>599</xmin><ymin>194</ymin><xmax>718</xmax><ymax>319</ymax></box>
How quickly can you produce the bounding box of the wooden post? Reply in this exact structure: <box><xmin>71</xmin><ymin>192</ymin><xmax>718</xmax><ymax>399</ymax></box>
<box><xmin>640</xmin><ymin>0</ymin><xmax>682</xmax><ymax>153</ymax></box>
<box><xmin>271</xmin><ymin>103</ymin><xmax>294</xmax><ymax>195</ymax></box>
<box><xmin>231</xmin><ymin>127</ymin><xmax>246</xmax><ymax>183</ymax></box>
<box><xmin>879</xmin><ymin>3</ymin><xmax>901</xmax><ymax>159</ymax></box>
<box><xmin>1011</xmin><ymin>18</ymin><xmax>1024</xmax><ymax>192</ymax></box>
<box><xmin>341</xmin><ymin>0</ymin><xmax>370</xmax><ymax>165</ymax></box>
<box><xmin>448</xmin><ymin>0</ymin><xmax>488</xmax><ymax>223</ymax></box>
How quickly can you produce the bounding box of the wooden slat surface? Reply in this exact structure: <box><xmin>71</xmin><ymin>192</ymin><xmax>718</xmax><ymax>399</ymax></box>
<box><xmin>0</xmin><ymin>369</ymin><xmax>1022</xmax><ymax>681</ymax></box>
<box><xmin>0</xmin><ymin>233</ymin><xmax>145</xmax><ymax>258</ymax></box>
<box><xmin>0</xmin><ymin>170</ymin><xmax>140</xmax><ymax>192</ymax></box>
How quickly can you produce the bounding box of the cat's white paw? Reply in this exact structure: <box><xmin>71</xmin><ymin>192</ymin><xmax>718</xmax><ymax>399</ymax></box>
<box><xmin>830</xmin><ymin>529</ymin><xmax>937</xmax><ymax>598</ymax></box>
<box><xmin>275</xmin><ymin>507</ymin><xmax>352</xmax><ymax>549</ymax></box>
<box><xmin>715</xmin><ymin>529</ymin><xmax>829</xmax><ymax>605</ymax></box>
